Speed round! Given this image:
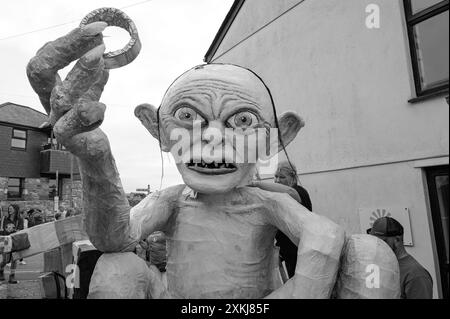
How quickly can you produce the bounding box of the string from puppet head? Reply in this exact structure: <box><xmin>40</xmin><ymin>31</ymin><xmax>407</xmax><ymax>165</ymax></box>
<box><xmin>156</xmin><ymin>106</ymin><xmax>164</xmax><ymax>191</ymax></box>
<box><xmin>240</xmin><ymin>66</ymin><xmax>297</xmax><ymax>178</ymax></box>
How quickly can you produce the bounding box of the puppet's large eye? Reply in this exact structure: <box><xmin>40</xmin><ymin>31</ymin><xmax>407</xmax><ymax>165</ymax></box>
<box><xmin>174</xmin><ymin>107</ymin><xmax>205</xmax><ymax>123</ymax></box>
<box><xmin>227</xmin><ymin>111</ymin><xmax>258</xmax><ymax>129</ymax></box>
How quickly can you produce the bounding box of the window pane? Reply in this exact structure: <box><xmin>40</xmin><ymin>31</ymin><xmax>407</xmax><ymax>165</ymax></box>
<box><xmin>411</xmin><ymin>0</ymin><xmax>443</xmax><ymax>14</ymax></box>
<box><xmin>8</xmin><ymin>178</ymin><xmax>20</xmax><ymax>187</ymax></box>
<box><xmin>7</xmin><ymin>178</ymin><xmax>22</xmax><ymax>198</ymax></box>
<box><xmin>11</xmin><ymin>138</ymin><xmax>26</xmax><ymax>149</ymax></box>
<box><xmin>7</xmin><ymin>189</ymin><xmax>21</xmax><ymax>198</ymax></box>
<box><xmin>13</xmin><ymin>129</ymin><xmax>26</xmax><ymax>139</ymax></box>
<box><xmin>413</xmin><ymin>11</ymin><xmax>449</xmax><ymax>91</ymax></box>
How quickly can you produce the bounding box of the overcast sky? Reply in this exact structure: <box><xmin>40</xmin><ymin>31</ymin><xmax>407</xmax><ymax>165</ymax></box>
<box><xmin>0</xmin><ymin>0</ymin><xmax>234</xmax><ymax>193</ymax></box>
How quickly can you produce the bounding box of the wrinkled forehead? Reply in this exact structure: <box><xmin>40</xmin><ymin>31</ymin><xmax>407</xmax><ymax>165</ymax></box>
<box><xmin>161</xmin><ymin>64</ymin><xmax>274</xmax><ymax>118</ymax></box>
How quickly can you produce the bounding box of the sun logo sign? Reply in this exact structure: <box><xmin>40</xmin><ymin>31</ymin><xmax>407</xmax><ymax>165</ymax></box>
<box><xmin>369</xmin><ymin>209</ymin><xmax>391</xmax><ymax>228</ymax></box>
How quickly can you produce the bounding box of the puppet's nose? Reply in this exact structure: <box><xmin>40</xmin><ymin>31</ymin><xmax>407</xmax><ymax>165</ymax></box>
<box><xmin>202</xmin><ymin>121</ymin><xmax>224</xmax><ymax>146</ymax></box>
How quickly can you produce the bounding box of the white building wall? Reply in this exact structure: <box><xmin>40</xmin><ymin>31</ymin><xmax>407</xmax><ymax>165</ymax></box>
<box><xmin>299</xmin><ymin>160</ymin><xmax>443</xmax><ymax>298</ymax></box>
<box><xmin>210</xmin><ymin>0</ymin><xmax>449</xmax><ymax>298</ymax></box>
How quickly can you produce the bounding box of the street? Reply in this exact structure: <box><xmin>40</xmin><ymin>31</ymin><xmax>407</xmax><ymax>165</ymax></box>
<box><xmin>0</xmin><ymin>254</ymin><xmax>44</xmax><ymax>299</ymax></box>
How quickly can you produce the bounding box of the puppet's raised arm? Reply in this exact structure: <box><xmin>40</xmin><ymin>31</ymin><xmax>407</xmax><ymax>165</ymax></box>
<box><xmin>26</xmin><ymin>23</ymin><xmax>136</xmax><ymax>252</ymax></box>
<box><xmin>257</xmin><ymin>189</ymin><xmax>346</xmax><ymax>298</ymax></box>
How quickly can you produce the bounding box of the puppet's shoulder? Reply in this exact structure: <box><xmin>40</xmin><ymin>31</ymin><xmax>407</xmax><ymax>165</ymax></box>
<box><xmin>131</xmin><ymin>184</ymin><xmax>186</xmax><ymax>213</ymax></box>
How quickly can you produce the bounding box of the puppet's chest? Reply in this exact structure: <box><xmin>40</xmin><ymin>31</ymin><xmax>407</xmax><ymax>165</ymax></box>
<box><xmin>164</xmin><ymin>194</ymin><xmax>279</xmax><ymax>298</ymax></box>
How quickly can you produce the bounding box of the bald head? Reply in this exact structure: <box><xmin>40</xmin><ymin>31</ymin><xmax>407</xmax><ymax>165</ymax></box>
<box><xmin>160</xmin><ymin>64</ymin><xmax>275</xmax><ymax>124</ymax></box>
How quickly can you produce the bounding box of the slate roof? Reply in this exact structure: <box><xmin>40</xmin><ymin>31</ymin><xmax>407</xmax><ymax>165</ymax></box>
<box><xmin>0</xmin><ymin>102</ymin><xmax>48</xmax><ymax>128</ymax></box>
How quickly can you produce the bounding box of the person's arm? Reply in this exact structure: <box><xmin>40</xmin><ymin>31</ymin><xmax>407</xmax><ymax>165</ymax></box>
<box><xmin>251</xmin><ymin>188</ymin><xmax>345</xmax><ymax>298</ymax></box>
<box><xmin>250</xmin><ymin>181</ymin><xmax>302</xmax><ymax>204</ymax></box>
<box><xmin>405</xmin><ymin>275</ymin><xmax>433</xmax><ymax>299</ymax></box>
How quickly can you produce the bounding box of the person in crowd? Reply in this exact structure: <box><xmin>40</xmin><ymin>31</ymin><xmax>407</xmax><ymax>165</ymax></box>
<box><xmin>273</xmin><ymin>161</ymin><xmax>312</xmax><ymax>278</ymax></box>
<box><xmin>58</xmin><ymin>206</ymin><xmax>67</xmax><ymax>219</ymax></box>
<box><xmin>65</xmin><ymin>208</ymin><xmax>75</xmax><ymax>218</ymax></box>
<box><xmin>26</xmin><ymin>208</ymin><xmax>45</xmax><ymax>227</ymax></box>
<box><xmin>368</xmin><ymin>216</ymin><xmax>433</xmax><ymax>299</ymax></box>
<box><xmin>0</xmin><ymin>204</ymin><xmax>24</xmax><ymax>283</ymax></box>
<box><xmin>249</xmin><ymin>168</ymin><xmax>302</xmax><ymax>204</ymax></box>
<box><xmin>17</xmin><ymin>210</ymin><xmax>28</xmax><ymax>265</ymax></box>
<box><xmin>26</xmin><ymin>209</ymin><xmax>36</xmax><ymax>227</ymax></box>
<box><xmin>273</xmin><ymin>161</ymin><xmax>312</xmax><ymax>211</ymax></box>
<box><xmin>250</xmin><ymin>161</ymin><xmax>312</xmax><ymax>279</ymax></box>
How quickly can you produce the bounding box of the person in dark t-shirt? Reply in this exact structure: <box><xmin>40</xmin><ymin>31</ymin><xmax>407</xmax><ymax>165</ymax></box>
<box><xmin>273</xmin><ymin>161</ymin><xmax>312</xmax><ymax>278</ymax></box>
<box><xmin>368</xmin><ymin>216</ymin><xmax>433</xmax><ymax>299</ymax></box>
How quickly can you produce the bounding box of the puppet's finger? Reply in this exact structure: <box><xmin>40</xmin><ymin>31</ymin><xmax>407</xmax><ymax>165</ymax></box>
<box><xmin>49</xmin><ymin>44</ymin><xmax>106</xmax><ymax>125</ymax></box>
<box><xmin>26</xmin><ymin>22</ymin><xmax>107</xmax><ymax>114</ymax></box>
<box><xmin>81</xmin><ymin>68</ymin><xmax>109</xmax><ymax>102</ymax></box>
<box><xmin>53</xmin><ymin>100</ymin><xmax>106</xmax><ymax>144</ymax></box>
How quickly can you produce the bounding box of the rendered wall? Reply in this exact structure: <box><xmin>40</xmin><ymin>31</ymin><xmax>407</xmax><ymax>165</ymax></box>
<box><xmin>298</xmin><ymin>160</ymin><xmax>441</xmax><ymax>298</ymax></box>
<box><xmin>210</xmin><ymin>0</ymin><xmax>449</xmax><ymax>298</ymax></box>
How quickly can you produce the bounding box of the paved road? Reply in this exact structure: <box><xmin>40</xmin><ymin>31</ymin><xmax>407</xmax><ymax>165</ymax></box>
<box><xmin>0</xmin><ymin>254</ymin><xmax>44</xmax><ymax>299</ymax></box>
<box><xmin>2</xmin><ymin>254</ymin><xmax>44</xmax><ymax>280</ymax></box>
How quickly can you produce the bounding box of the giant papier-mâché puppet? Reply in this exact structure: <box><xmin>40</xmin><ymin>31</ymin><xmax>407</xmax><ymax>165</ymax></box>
<box><xmin>26</xmin><ymin>8</ymin><xmax>400</xmax><ymax>299</ymax></box>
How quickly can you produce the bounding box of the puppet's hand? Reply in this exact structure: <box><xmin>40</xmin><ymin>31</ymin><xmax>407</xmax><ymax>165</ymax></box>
<box><xmin>27</xmin><ymin>23</ymin><xmax>136</xmax><ymax>253</ymax></box>
<box><xmin>248</xmin><ymin>181</ymin><xmax>302</xmax><ymax>204</ymax></box>
<box><xmin>27</xmin><ymin>22</ymin><xmax>110</xmax><ymax>159</ymax></box>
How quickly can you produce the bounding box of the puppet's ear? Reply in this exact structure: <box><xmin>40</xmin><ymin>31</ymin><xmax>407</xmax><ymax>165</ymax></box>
<box><xmin>134</xmin><ymin>103</ymin><xmax>160</xmax><ymax>140</ymax></box>
<box><xmin>277</xmin><ymin>111</ymin><xmax>305</xmax><ymax>151</ymax></box>
<box><xmin>134</xmin><ymin>103</ymin><xmax>169</xmax><ymax>152</ymax></box>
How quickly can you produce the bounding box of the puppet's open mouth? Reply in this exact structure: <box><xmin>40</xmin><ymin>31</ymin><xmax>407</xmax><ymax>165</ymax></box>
<box><xmin>186</xmin><ymin>160</ymin><xmax>237</xmax><ymax>175</ymax></box>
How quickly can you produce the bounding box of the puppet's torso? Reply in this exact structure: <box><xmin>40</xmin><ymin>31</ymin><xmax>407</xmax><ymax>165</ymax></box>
<box><xmin>163</xmin><ymin>187</ymin><xmax>281</xmax><ymax>298</ymax></box>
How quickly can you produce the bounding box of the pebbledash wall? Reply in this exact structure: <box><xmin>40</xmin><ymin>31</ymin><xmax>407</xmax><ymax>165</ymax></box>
<box><xmin>206</xmin><ymin>0</ymin><xmax>449</xmax><ymax>298</ymax></box>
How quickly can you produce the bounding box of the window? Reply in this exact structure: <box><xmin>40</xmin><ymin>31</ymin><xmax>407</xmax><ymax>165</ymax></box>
<box><xmin>7</xmin><ymin>178</ymin><xmax>23</xmax><ymax>199</ymax></box>
<box><xmin>11</xmin><ymin>128</ymin><xmax>27</xmax><ymax>150</ymax></box>
<box><xmin>404</xmin><ymin>0</ymin><xmax>449</xmax><ymax>97</ymax></box>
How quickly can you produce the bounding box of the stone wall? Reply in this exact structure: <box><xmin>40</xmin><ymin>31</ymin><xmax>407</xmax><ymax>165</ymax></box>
<box><xmin>0</xmin><ymin>177</ymin><xmax>7</xmax><ymax>201</ymax></box>
<box><xmin>61</xmin><ymin>179</ymin><xmax>83</xmax><ymax>210</ymax></box>
<box><xmin>0</xmin><ymin>176</ymin><xmax>82</xmax><ymax>215</ymax></box>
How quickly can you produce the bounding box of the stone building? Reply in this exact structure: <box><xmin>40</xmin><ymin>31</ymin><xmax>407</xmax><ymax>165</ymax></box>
<box><xmin>0</xmin><ymin>102</ymin><xmax>82</xmax><ymax>217</ymax></box>
<box><xmin>205</xmin><ymin>0</ymin><xmax>449</xmax><ymax>298</ymax></box>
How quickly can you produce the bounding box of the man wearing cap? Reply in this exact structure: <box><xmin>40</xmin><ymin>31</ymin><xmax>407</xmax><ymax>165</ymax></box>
<box><xmin>369</xmin><ymin>217</ymin><xmax>433</xmax><ymax>299</ymax></box>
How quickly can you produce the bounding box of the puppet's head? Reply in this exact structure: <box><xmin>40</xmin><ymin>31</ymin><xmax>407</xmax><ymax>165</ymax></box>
<box><xmin>135</xmin><ymin>64</ymin><xmax>304</xmax><ymax>194</ymax></box>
